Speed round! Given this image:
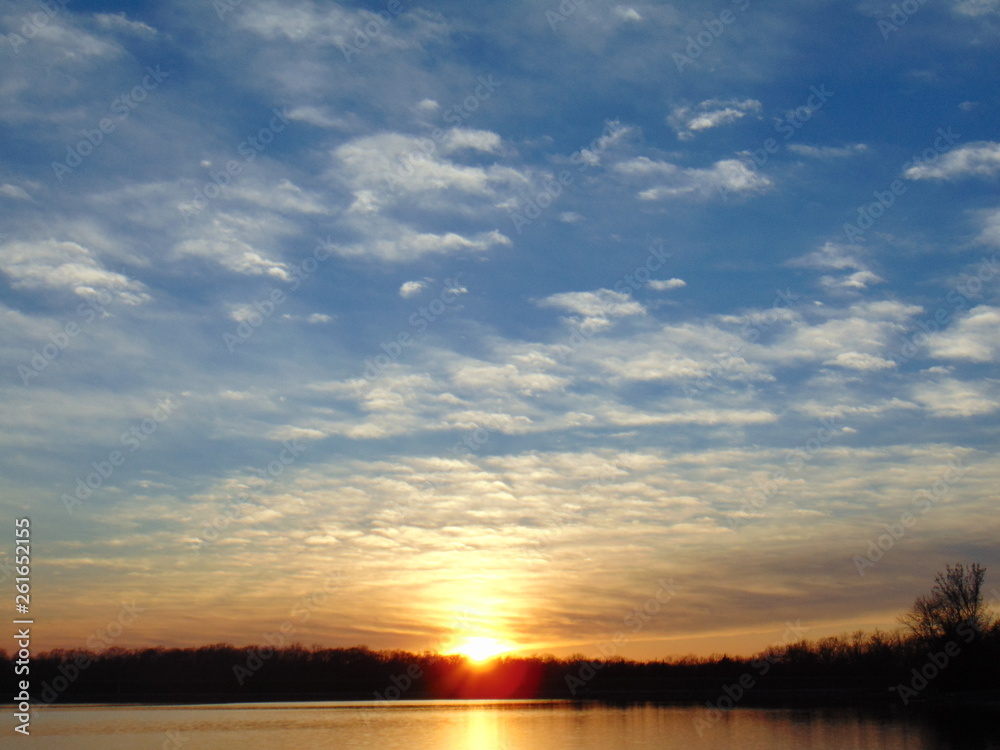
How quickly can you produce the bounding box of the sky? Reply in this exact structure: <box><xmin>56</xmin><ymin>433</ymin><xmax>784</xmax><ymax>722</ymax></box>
<box><xmin>2</xmin><ymin>0</ymin><xmax>1000</xmax><ymax>663</ymax></box>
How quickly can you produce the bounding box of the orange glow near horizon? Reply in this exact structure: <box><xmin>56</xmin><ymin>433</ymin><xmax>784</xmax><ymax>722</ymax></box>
<box><xmin>446</xmin><ymin>636</ymin><xmax>516</xmax><ymax>662</ymax></box>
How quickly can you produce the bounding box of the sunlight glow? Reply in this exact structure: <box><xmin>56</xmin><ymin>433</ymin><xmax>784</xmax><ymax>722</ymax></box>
<box><xmin>447</xmin><ymin>637</ymin><xmax>514</xmax><ymax>662</ymax></box>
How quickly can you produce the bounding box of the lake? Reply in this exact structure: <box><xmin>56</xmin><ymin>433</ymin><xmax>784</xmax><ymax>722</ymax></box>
<box><xmin>25</xmin><ymin>700</ymin><xmax>1000</xmax><ymax>749</ymax></box>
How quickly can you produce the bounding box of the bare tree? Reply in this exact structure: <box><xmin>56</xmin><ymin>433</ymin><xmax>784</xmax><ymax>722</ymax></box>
<box><xmin>901</xmin><ymin>563</ymin><xmax>991</xmax><ymax>642</ymax></box>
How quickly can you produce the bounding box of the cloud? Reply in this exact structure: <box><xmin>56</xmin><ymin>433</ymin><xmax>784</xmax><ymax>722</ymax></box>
<box><xmin>616</xmin><ymin>158</ymin><xmax>771</xmax><ymax>200</ymax></box>
<box><xmin>332</xmin><ymin>129</ymin><xmax>528</xmax><ymax>217</ymax></box>
<box><xmin>615</xmin><ymin>7</ymin><xmax>643</xmax><ymax>22</ymax></box>
<box><xmin>571</xmin><ymin>121</ymin><xmax>633</xmax><ymax>168</ymax></box>
<box><xmin>95</xmin><ymin>13</ymin><xmax>157</xmax><ymax>37</ymax></box>
<box><xmin>451</xmin><ymin>363</ymin><xmax>567</xmax><ymax>396</ymax></box>
<box><xmin>974</xmin><ymin>209</ymin><xmax>1000</xmax><ymax>247</ymax></box>
<box><xmin>927</xmin><ymin>306</ymin><xmax>1000</xmax><ymax>362</ymax></box>
<box><xmin>668</xmin><ymin>98</ymin><xmax>762</xmax><ymax>140</ymax></box>
<box><xmin>903</xmin><ymin>142</ymin><xmax>1000</xmax><ymax>180</ymax></box>
<box><xmin>399</xmin><ymin>280</ymin><xmax>428</xmax><ymax>298</ymax></box>
<box><xmin>789</xmin><ymin>243</ymin><xmax>883</xmax><ymax>292</ymax></box>
<box><xmin>0</xmin><ymin>239</ymin><xmax>149</xmax><ymax>303</ymax></box>
<box><xmin>952</xmin><ymin>0</ymin><xmax>1000</xmax><ymax>15</ymax></box>
<box><xmin>788</xmin><ymin>143</ymin><xmax>868</xmax><ymax>158</ymax></box>
<box><xmin>820</xmin><ymin>270</ymin><xmax>883</xmax><ymax>291</ymax></box>
<box><xmin>912</xmin><ymin>377</ymin><xmax>1000</xmax><ymax>416</ymax></box>
<box><xmin>286</xmin><ymin>105</ymin><xmax>355</xmax><ymax>129</ymax></box>
<box><xmin>823</xmin><ymin>352</ymin><xmax>896</xmax><ymax>371</ymax></box>
<box><xmin>649</xmin><ymin>278</ymin><xmax>686</xmax><ymax>291</ymax></box>
<box><xmin>173</xmin><ymin>214</ymin><xmax>292</xmax><ymax>280</ymax></box>
<box><xmin>334</xmin><ymin>223</ymin><xmax>511</xmax><ymax>262</ymax></box>
<box><xmin>0</xmin><ymin>184</ymin><xmax>31</xmax><ymax>200</ymax></box>
<box><xmin>538</xmin><ymin>289</ymin><xmax>645</xmax><ymax>331</ymax></box>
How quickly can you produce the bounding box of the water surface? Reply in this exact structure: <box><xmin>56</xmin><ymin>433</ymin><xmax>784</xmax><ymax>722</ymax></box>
<box><xmin>27</xmin><ymin>700</ymin><xmax>1000</xmax><ymax>749</ymax></box>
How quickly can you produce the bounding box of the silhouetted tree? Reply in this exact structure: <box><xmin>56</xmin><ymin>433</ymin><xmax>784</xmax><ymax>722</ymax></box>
<box><xmin>901</xmin><ymin>563</ymin><xmax>991</xmax><ymax>643</ymax></box>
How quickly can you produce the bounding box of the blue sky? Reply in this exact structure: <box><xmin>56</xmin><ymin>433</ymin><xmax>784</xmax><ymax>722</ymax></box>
<box><xmin>2</xmin><ymin>0</ymin><xmax>1000</xmax><ymax>659</ymax></box>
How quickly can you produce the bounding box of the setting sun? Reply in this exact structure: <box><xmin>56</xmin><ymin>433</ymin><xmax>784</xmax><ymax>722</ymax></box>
<box><xmin>448</xmin><ymin>637</ymin><xmax>514</xmax><ymax>662</ymax></box>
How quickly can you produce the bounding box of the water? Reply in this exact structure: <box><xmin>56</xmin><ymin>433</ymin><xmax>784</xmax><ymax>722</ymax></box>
<box><xmin>24</xmin><ymin>700</ymin><xmax>1000</xmax><ymax>749</ymax></box>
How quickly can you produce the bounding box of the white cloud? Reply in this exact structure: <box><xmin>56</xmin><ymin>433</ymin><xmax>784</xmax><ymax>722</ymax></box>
<box><xmin>974</xmin><ymin>209</ymin><xmax>1000</xmax><ymax>247</ymax></box>
<box><xmin>0</xmin><ymin>184</ymin><xmax>31</xmax><ymax>200</ymax></box>
<box><xmin>538</xmin><ymin>289</ymin><xmax>645</xmax><ymax>331</ymax></box>
<box><xmin>0</xmin><ymin>240</ymin><xmax>149</xmax><ymax>303</ymax></box>
<box><xmin>668</xmin><ymin>98</ymin><xmax>762</xmax><ymax>140</ymax></box>
<box><xmin>228</xmin><ymin>179</ymin><xmax>328</xmax><ymax>215</ymax></box>
<box><xmin>903</xmin><ymin>142</ymin><xmax>1000</xmax><ymax>180</ymax></box>
<box><xmin>823</xmin><ymin>352</ymin><xmax>896</xmax><ymax>371</ymax></box>
<box><xmin>649</xmin><ymin>278</ymin><xmax>686</xmax><ymax>291</ymax></box>
<box><xmin>953</xmin><ymin>0</ymin><xmax>1000</xmax><ymax>15</ymax></box>
<box><xmin>790</xmin><ymin>242</ymin><xmax>864</xmax><ymax>271</ymax></box>
<box><xmin>820</xmin><ymin>270</ymin><xmax>883</xmax><ymax>291</ymax></box>
<box><xmin>399</xmin><ymin>280</ymin><xmax>428</xmax><ymax>298</ymax></box>
<box><xmin>617</xmin><ymin>157</ymin><xmax>771</xmax><ymax>200</ymax></box>
<box><xmin>332</xmin><ymin>130</ymin><xmax>528</xmax><ymax>217</ymax></box>
<box><xmin>441</xmin><ymin>129</ymin><xmax>502</xmax><ymax>154</ymax></box>
<box><xmin>788</xmin><ymin>143</ymin><xmax>868</xmax><ymax>158</ymax></box>
<box><xmin>286</xmin><ymin>105</ymin><xmax>354</xmax><ymax>129</ymax></box>
<box><xmin>615</xmin><ymin>7</ymin><xmax>643</xmax><ymax>22</ymax></box>
<box><xmin>571</xmin><ymin>121</ymin><xmax>633</xmax><ymax>168</ymax></box>
<box><xmin>789</xmin><ymin>243</ymin><xmax>883</xmax><ymax>292</ymax></box>
<box><xmin>173</xmin><ymin>215</ymin><xmax>292</xmax><ymax>280</ymax></box>
<box><xmin>335</xmin><ymin>223</ymin><xmax>511</xmax><ymax>262</ymax></box>
<box><xmin>95</xmin><ymin>13</ymin><xmax>157</xmax><ymax>37</ymax></box>
<box><xmin>452</xmin><ymin>364</ymin><xmax>567</xmax><ymax>396</ymax></box>
<box><xmin>912</xmin><ymin>377</ymin><xmax>1000</xmax><ymax>416</ymax></box>
<box><xmin>756</xmin><ymin>300</ymin><xmax>919</xmax><ymax>367</ymax></box>
<box><xmin>927</xmin><ymin>306</ymin><xmax>1000</xmax><ymax>362</ymax></box>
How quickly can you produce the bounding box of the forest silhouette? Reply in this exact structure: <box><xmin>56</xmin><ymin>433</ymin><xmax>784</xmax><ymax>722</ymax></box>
<box><xmin>9</xmin><ymin>564</ymin><xmax>999</xmax><ymax>706</ymax></box>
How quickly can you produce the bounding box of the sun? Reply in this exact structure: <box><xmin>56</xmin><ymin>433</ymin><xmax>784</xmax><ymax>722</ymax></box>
<box><xmin>448</xmin><ymin>637</ymin><xmax>513</xmax><ymax>662</ymax></box>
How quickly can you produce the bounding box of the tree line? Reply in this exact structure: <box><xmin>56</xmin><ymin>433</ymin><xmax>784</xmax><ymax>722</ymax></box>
<box><xmin>5</xmin><ymin>563</ymin><xmax>997</xmax><ymax>705</ymax></box>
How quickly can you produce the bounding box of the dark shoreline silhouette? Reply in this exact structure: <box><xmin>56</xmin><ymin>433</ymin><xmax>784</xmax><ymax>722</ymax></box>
<box><xmin>10</xmin><ymin>564</ymin><xmax>998</xmax><ymax>707</ymax></box>
<box><xmin>6</xmin><ymin>625</ymin><xmax>998</xmax><ymax>706</ymax></box>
